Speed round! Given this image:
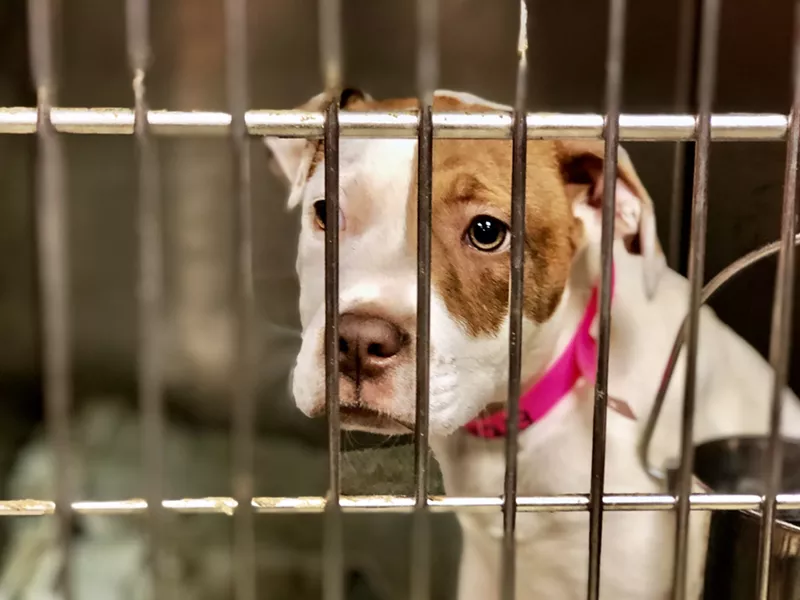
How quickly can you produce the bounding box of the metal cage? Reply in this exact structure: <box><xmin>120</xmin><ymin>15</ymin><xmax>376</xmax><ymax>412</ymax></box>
<box><xmin>2</xmin><ymin>0</ymin><xmax>800</xmax><ymax>598</ymax></box>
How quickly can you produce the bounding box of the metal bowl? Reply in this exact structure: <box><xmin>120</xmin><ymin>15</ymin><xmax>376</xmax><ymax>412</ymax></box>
<box><xmin>690</xmin><ymin>436</ymin><xmax>800</xmax><ymax>599</ymax></box>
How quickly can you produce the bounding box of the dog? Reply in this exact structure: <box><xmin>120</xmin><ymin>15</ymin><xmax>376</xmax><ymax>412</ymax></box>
<box><xmin>266</xmin><ymin>88</ymin><xmax>800</xmax><ymax>599</ymax></box>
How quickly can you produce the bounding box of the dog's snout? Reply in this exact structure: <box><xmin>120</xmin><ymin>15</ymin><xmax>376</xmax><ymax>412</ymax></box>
<box><xmin>338</xmin><ymin>313</ymin><xmax>407</xmax><ymax>379</ymax></box>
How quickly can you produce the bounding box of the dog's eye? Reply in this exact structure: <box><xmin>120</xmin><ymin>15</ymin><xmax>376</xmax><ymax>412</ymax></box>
<box><xmin>313</xmin><ymin>200</ymin><xmax>327</xmax><ymax>229</ymax></box>
<box><xmin>312</xmin><ymin>198</ymin><xmax>345</xmax><ymax>231</ymax></box>
<box><xmin>466</xmin><ymin>216</ymin><xmax>509</xmax><ymax>252</ymax></box>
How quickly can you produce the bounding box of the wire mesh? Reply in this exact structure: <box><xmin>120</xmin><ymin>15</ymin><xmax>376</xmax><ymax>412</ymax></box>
<box><xmin>6</xmin><ymin>0</ymin><xmax>800</xmax><ymax>598</ymax></box>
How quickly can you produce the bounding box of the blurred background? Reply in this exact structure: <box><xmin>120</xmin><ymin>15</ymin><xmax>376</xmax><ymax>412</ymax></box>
<box><xmin>0</xmin><ymin>0</ymin><xmax>798</xmax><ymax>597</ymax></box>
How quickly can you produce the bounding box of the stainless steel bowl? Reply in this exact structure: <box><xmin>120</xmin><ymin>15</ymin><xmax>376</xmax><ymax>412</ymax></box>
<box><xmin>689</xmin><ymin>436</ymin><xmax>800</xmax><ymax>599</ymax></box>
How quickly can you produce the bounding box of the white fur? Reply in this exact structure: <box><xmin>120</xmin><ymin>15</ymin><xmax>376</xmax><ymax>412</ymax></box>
<box><xmin>266</xmin><ymin>89</ymin><xmax>800</xmax><ymax>599</ymax></box>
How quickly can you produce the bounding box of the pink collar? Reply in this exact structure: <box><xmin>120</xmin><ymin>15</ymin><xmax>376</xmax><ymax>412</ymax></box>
<box><xmin>464</xmin><ymin>266</ymin><xmax>615</xmax><ymax>439</ymax></box>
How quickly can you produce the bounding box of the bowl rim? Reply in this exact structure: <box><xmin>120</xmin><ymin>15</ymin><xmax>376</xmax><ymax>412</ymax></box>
<box><xmin>686</xmin><ymin>435</ymin><xmax>800</xmax><ymax>533</ymax></box>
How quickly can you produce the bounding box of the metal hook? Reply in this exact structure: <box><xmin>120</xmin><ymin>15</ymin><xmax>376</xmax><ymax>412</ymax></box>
<box><xmin>637</xmin><ymin>233</ymin><xmax>800</xmax><ymax>483</ymax></box>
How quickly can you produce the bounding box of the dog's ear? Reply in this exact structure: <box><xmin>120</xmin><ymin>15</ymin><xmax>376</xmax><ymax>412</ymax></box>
<box><xmin>556</xmin><ymin>139</ymin><xmax>667</xmax><ymax>299</ymax></box>
<box><xmin>264</xmin><ymin>88</ymin><xmax>372</xmax><ymax>209</ymax></box>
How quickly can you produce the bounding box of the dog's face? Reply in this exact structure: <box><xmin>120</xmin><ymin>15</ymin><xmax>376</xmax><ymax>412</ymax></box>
<box><xmin>266</xmin><ymin>89</ymin><xmax>665</xmax><ymax>437</ymax></box>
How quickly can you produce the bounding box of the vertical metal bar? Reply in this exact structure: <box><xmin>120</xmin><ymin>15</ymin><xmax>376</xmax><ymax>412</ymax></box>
<box><xmin>411</xmin><ymin>0</ymin><xmax>437</xmax><ymax>596</ymax></box>
<box><xmin>323</xmin><ymin>100</ymin><xmax>343</xmax><ymax>600</ymax></box>
<box><xmin>672</xmin><ymin>0</ymin><xmax>721</xmax><ymax>597</ymax></box>
<box><xmin>667</xmin><ymin>0</ymin><xmax>700</xmax><ymax>272</ymax></box>
<box><xmin>319</xmin><ymin>0</ymin><xmax>342</xmax><ymax>93</ymax></box>
<box><xmin>27</xmin><ymin>0</ymin><xmax>72</xmax><ymax>597</ymax></box>
<box><xmin>126</xmin><ymin>0</ymin><xmax>165</xmax><ymax>596</ymax></box>
<box><xmin>587</xmin><ymin>0</ymin><xmax>627</xmax><ymax>597</ymax></box>
<box><xmin>755</xmin><ymin>2</ymin><xmax>800</xmax><ymax>597</ymax></box>
<box><xmin>320</xmin><ymin>0</ymin><xmax>343</xmax><ymax>597</ymax></box>
<box><xmin>502</xmin><ymin>3</ymin><xmax>528</xmax><ymax>599</ymax></box>
<box><xmin>224</xmin><ymin>0</ymin><xmax>257</xmax><ymax>597</ymax></box>
<box><xmin>30</xmin><ymin>0</ymin><xmax>70</xmax><ymax>582</ymax></box>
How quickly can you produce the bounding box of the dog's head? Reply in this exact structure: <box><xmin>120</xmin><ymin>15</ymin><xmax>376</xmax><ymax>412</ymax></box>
<box><xmin>266</xmin><ymin>88</ymin><xmax>666</xmax><ymax>436</ymax></box>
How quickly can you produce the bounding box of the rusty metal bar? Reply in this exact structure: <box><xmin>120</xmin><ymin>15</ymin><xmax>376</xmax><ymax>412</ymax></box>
<box><xmin>587</xmin><ymin>0</ymin><xmax>627</xmax><ymax>596</ymax></box>
<box><xmin>2</xmin><ymin>493</ymin><xmax>800</xmax><ymax>516</ymax></box>
<box><xmin>502</xmin><ymin>2</ymin><xmax>528</xmax><ymax>599</ymax></box>
<box><xmin>0</xmin><ymin>107</ymin><xmax>792</xmax><ymax>140</ymax></box>
<box><xmin>320</xmin><ymin>0</ymin><xmax>343</xmax><ymax>597</ymax></box>
<box><xmin>224</xmin><ymin>0</ymin><xmax>257</xmax><ymax>597</ymax></box>
<box><xmin>322</xmin><ymin>97</ymin><xmax>343</xmax><ymax>600</ymax></box>
<box><xmin>755</xmin><ymin>1</ymin><xmax>800</xmax><ymax>597</ymax></box>
<box><xmin>126</xmin><ymin>0</ymin><xmax>166</xmax><ymax>596</ymax></box>
<box><xmin>410</xmin><ymin>0</ymin><xmax>437</xmax><ymax>596</ymax></box>
<box><xmin>672</xmin><ymin>0</ymin><xmax>721</xmax><ymax>597</ymax></box>
<box><xmin>26</xmin><ymin>0</ymin><xmax>73</xmax><ymax>597</ymax></box>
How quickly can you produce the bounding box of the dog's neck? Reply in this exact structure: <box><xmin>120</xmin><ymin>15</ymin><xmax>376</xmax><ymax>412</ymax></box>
<box><xmin>429</xmin><ymin>245</ymin><xmax>609</xmax><ymax>495</ymax></box>
<box><xmin>463</xmin><ymin>258</ymin><xmax>609</xmax><ymax>438</ymax></box>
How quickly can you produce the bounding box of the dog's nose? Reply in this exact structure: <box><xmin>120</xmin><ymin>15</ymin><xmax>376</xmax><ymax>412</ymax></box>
<box><xmin>338</xmin><ymin>313</ymin><xmax>407</xmax><ymax>380</ymax></box>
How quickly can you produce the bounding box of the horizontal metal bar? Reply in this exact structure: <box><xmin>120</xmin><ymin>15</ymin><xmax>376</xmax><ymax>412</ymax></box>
<box><xmin>2</xmin><ymin>494</ymin><xmax>800</xmax><ymax>516</ymax></box>
<box><xmin>0</xmin><ymin>107</ymin><xmax>790</xmax><ymax>140</ymax></box>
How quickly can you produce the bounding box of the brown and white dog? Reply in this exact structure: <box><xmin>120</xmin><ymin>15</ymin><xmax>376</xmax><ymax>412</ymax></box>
<box><xmin>266</xmin><ymin>88</ymin><xmax>800</xmax><ymax>599</ymax></box>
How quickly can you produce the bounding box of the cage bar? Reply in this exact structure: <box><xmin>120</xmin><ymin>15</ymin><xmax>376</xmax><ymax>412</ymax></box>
<box><xmin>223</xmin><ymin>0</ymin><xmax>257</xmax><ymax>597</ymax></box>
<box><xmin>0</xmin><ymin>108</ymin><xmax>792</xmax><ymax>140</ymax></box>
<box><xmin>26</xmin><ymin>0</ymin><xmax>73</xmax><ymax>597</ymax></box>
<box><xmin>672</xmin><ymin>0</ymin><xmax>722</xmax><ymax>597</ymax></box>
<box><xmin>501</xmin><ymin>3</ymin><xmax>529</xmax><ymax>600</ymax></box>
<box><xmin>2</xmin><ymin>493</ymin><xmax>800</xmax><ymax>516</ymax></box>
<box><xmin>410</xmin><ymin>0</ymin><xmax>437</xmax><ymax>597</ymax></box>
<box><xmin>587</xmin><ymin>0</ymin><xmax>627</xmax><ymax>596</ymax></box>
<box><xmin>319</xmin><ymin>0</ymin><xmax>344</xmax><ymax>597</ymax></box>
<box><xmin>322</xmin><ymin>91</ymin><xmax>344</xmax><ymax>600</ymax></box>
<box><xmin>126</xmin><ymin>0</ymin><xmax>167</xmax><ymax>596</ymax></box>
<box><xmin>667</xmin><ymin>0</ymin><xmax>700</xmax><ymax>270</ymax></box>
<box><xmin>755</xmin><ymin>1</ymin><xmax>800</xmax><ymax>597</ymax></box>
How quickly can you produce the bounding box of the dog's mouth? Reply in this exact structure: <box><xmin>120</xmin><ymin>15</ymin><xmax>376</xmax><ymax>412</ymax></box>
<box><xmin>339</xmin><ymin>406</ymin><xmax>413</xmax><ymax>435</ymax></box>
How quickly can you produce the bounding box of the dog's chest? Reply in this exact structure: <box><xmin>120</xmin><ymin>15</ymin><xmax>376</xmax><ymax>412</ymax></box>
<box><xmin>430</xmin><ymin>386</ymin><xmax>601</xmax><ymax>537</ymax></box>
<box><xmin>429</xmin><ymin>386</ymin><xmax>688</xmax><ymax>599</ymax></box>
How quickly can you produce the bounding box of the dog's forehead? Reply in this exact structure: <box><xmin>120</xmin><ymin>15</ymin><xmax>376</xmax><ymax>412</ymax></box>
<box><xmin>314</xmin><ymin>92</ymin><xmax>537</xmax><ymax>200</ymax></box>
<box><xmin>342</xmin><ymin>138</ymin><xmax>415</xmax><ymax>174</ymax></box>
<box><xmin>301</xmin><ymin>137</ymin><xmax>414</xmax><ymax>200</ymax></box>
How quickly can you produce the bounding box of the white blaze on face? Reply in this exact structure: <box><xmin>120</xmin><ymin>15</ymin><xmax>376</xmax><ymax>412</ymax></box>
<box><xmin>292</xmin><ymin>138</ymin><xmax>415</xmax><ymax>419</ymax></box>
<box><xmin>288</xmin><ymin>133</ymin><xmax>526</xmax><ymax>435</ymax></box>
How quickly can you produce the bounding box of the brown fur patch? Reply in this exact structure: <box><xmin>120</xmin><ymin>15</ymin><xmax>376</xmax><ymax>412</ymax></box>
<box><xmin>425</xmin><ymin>137</ymin><xmax>581</xmax><ymax>337</ymax></box>
<box><xmin>306</xmin><ymin>139</ymin><xmax>325</xmax><ymax>180</ymax></box>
